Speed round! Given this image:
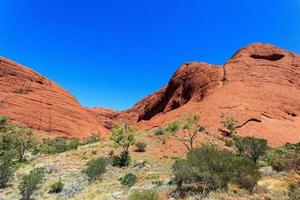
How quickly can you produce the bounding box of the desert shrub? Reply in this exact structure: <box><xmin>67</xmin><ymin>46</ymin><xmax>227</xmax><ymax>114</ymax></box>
<box><xmin>0</xmin><ymin>150</ymin><xmax>17</xmax><ymax>188</ymax></box>
<box><xmin>129</xmin><ymin>189</ymin><xmax>160</xmax><ymax>200</ymax></box>
<box><xmin>38</xmin><ymin>137</ymin><xmax>69</xmax><ymax>154</ymax></box>
<box><xmin>82</xmin><ymin>134</ymin><xmax>100</xmax><ymax>145</ymax></box>
<box><xmin>135</xmin><ymin>141</ymin><xmax>147</xmax><ymax>152</ymax></box>
<box><xmin>288</xmin><ymin>183</ymin><xmax>300</xmax><ymax>200</ymax></box>
<box><xmin>220</xmin><ymin>115</ymin><xmax>237</xmax><ymax>137</ymax></box>
<box><xmin>264</xmin><ymin>143</ymin><xmax>300</xmax><ymax>172</ymax></box>
<box><xmin>0</xmin><ymin>117</ymin><xmax>36</xmax><ymax>162</ymax></box>
<box><xmin>234</xmin><ymin>136</ymin><xmax>268</xmax><ymax>162</ymax></box>
<box><xmin>121</xmin><ymin>173</ymin><xmax>137</xmax><ymax>187</ymax></box>
<box><xmin>85</xmin><ymin>157</ymin><xmax>108</xmax><ymax>182</ymax></box>
<box><xmin>110</xmin><ymin>123</ymin><xmax>136</xmax><ymax>167</ymax></box>
<box><xmin>111</xmin><ymin>151</ymin><xmax>131</xmax><ymax>167</ymax></box>
<box><xmin>19</xmin><ymin>168</ymin><xmax>45</xmax><ymax>200</ymax></box>
<box><xmin>172</xmin><ymin>145</ymin><xmax>260</xmax><ymax>192</ymax></box>
<box><xmin>68</xmin><ymin>138</ymin><xmax>80</xmax><ymax>150</ymax></box>
<box><xmin>49</xmin><ymin>180</ymin><xmax>64</xmax><ymax>193</ymax></box>
<box><xmin>154</xmin><ymin>127</ymin><xmax>166</xmax><ymax>136</ymax></box>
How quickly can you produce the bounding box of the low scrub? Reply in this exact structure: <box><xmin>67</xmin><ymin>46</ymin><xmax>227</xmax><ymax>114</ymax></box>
<box><xmin>19</xmin><ymin>168</ymin><xmax>45</xmax><ymax>200</ymax></box>
<box><xmin>120</xmin><ymin>173</ymin><xmax>137</xmax><ymax>187</ymax></box>
<box><xmin>264</xmin><ymin>142</ymin><xmax>300</xmax><ymax>172</ymax></box>
<box><xmin>85</xmin><ymin>157</ymin><xmax>108</xmax><ymax>182</ymax></box>
<box><xmin>129</xmin><ymin>189</ymin><xmax>160</xmax><ymax>200</ymax></box>
<box><xmin>49</xmin><ymin>180</ymin><xmax>64</xmax><ymax>193</ymax></box>
<box><xmin>82</xmin><ymin>134</ymin><xmax>100</xmax><ymax>145</ymax></box>
<box><xmin>172</xmin><ymin>145</ymin><xmax>260</xmax><ymax>193</ymax></box>
<box><xmin>135</xmin><ymin>141</ymin><xmax>147</xmax><ymax>152</ymax></box>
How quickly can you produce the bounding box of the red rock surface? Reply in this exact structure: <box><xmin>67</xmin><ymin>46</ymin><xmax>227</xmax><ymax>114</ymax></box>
<box><xmin>0</xmin><ymin>57</ymin><xmax>107</xmax><ymax>139</ymax></box>
<box><xmin>91</xmin><ymin>43</ymin><xmax>300</xmax><ymax>146</ymax></box>
<box><xmin>1</xmin><ymin>42</ymin><xmax>299</xmax><ymax>146</ymax></box>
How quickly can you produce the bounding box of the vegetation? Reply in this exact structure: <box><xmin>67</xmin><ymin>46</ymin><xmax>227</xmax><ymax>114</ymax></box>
<box><xmin>0</xmin><ymin>149</ymin><xmax>16</xmax><ymax>188</ymax></box>
<box><xmin>49</xmin><ymin>180</ymin><xmax>64</xmax><ymax>193</ymax></box>
<box><xmin>121</xmin><ymin>173</ymin><xmax>137</xmax><ymax>187</ymax></box>
<box><xmin>129</xmin><ymin>189</ymin><xmax>160</xmax><ymax>200</ymax></box>
<box><xmin>135</xmin><ymin>141</ymin><xmax>147</xmax><ymax>152</ymax></box>
<box><xmin>82</xmin><ymin>134</ymin><xmax>100</xmax><ymax>145</ymax></box>
<box><xmin>68</xmin><ymin>138</ymin><xmax>80</xmax><ymax>150</ymax></box>
<box><xmin>110</xmin><ymin>123</ymin><xmax>136</xmax><ymax>167</ymax></box>
<box><xmin>166</xmin><ymin>113</ymin><xmax>205</xmax><ymax>151</ymax></box>
<box><xmin>220</xmin><ymin>115</ymin><xmax>237</xmax><ymax>136</ymax></box>
<box><xmin>264</xmin><ymin>142</ymin><xmax>300</xmax><ymax>172</ymax></box>
<box><xmin>172</xmin><ymin>145</ymin><xmax>260</xmax><ymax>193</ymax></box>
<box><xmin>19</xmin><ymin>168</ymin><xmax>45</xmax><ymax>200</ymax></box>
<box><xmin>85</xmin><ymin>157</ymin><xmax>108</xmax><ymax>182</ymax></box>
<box><xmin>234</xmin><ymin>136</ymin><xmax>268</xmax><ymax>162</ymax></box>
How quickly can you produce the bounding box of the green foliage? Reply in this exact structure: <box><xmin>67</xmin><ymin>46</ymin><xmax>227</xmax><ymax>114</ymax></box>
<box><xmin>108</xmin><ymin>149</ymin><xmax>114</xmax><ymax>156</ymax></box>
<box><xmin>129</xmin><ymin>189</ymin><xmax>160</xmax><ymax>200</ymax></box>
<box><xmin>19</xmin><ymin>168</ymin><xmax>45</xmax><ymax>200</ymax></box>
<box><xmin>135</xmin><ymin>141</ymin><xmax>147</xmax><ymax>152</ymax></box>
<box><xmin>172</xmin><ymin>145</ymin><xmax>260</xmax><ymax>192</ymax></box>
<box><xmin>166</xmin><ymin>113</ymin><xmax>204</xmax><ymax>151</ymax></box>
<box><xmin>49</xmin><ymin>180</ymin><xmax>64</xmax><ymax>193</ymax></box>
<box><xmin>0</xmin><ymin>116</ymin><xmax>36</xmax><ymax>162</ymax></box>
<box><xmin>154</xmin><ymin>127</ymin><xmax>166</xmax><ymax>136</ymax></box>
<box><xmin>234</xmin><ymin>136</ymin><xmax>268</xmax><ymax>162</ymax></box>
<box><xmin>224</xmin><ymin>139</ymin><xmax>233</xmax><ymax>147</ymax></box>
<box><xmin>110</xmin><ymin>123</ymin><xmax>136</xmax><ymax>167</ymax></box>
<box><xmin>111</xmin><ymin>151</ymin><xmax>131</xmax><ymax>167</ymax></box>
<box><xmin>121</xmin><ymin>173</ymin><xmax>137</xmax><ymax>187</ymax></box>
<box><xmin>85</xmin><ymin>157</ymin><xmax>108</xmax><ymax>182</ymax></box>
<box><xmin>264</xmin><ymin>143</ymin><xmax>300</xmax><ymax>172</ymax></box>
<box><xmin>82</xmin><ymin>134</ymin><xmax>100</xmax><ymax>145</ymax></box>
<box><xmin>0</xmin><ymin>150</ymin><xmax>17</xmax><ymax>188</ymax></box>
<box><xmin>220</xmin><ymin>115</ymin><xmax>237</xmax><ymax>136</ymax></box>
<box><xmin>68</xmin><ymin>138</ymin><xmax>80</xmax><ymax>150</ymax></box>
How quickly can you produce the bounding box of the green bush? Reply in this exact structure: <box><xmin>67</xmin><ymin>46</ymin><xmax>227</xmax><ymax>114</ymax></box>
<box><xmin>68</xmin><ymin>138</ymin><xmax>80</xmax><ymax>150</ymax></box>
<box><xmin>85</xmin><ymin>158</ymin><xmax>108</xmax><ymax>182</ymax></box>
<box><xmin>111</xmin><ymin>151</ymin><xmax>131</xmax><ymax>167</ymax></box>
<box><xmin>135</xmin><ymin>141</ymin><xmax>147</xmax><ymax>152</ymax></box>
<box><xmin>82</xmin><ymin>134</ymin><xmax>100</xmax><ymax>145</ymax></box>
<box><xmin>19</xmin><ymin>168</ymin><xmax>45</xmax><ymax>200</ymax></box>
<box><xmin>264</xmin><ymin>143</ymin><xmax>300</xmax><ymax>172</ymax></box>
<box><xmin>154</xmin><ymin>127</ymin><xmax>166</xmax><ymax>136</ymax></box>
<box><xmin>234</xmin><ymin>136</ymin><xmax>268</xmax><ymax>162</ymax></box>
<box><xmin>49</xmin><ymin>180</ymin><xmax>64</xmax><ymax>193</ymax></box>
<box><xmin>121</xmin><ymin>173</ymin><xmax>137</xmax><ymax>187</ymax></box>
<box><xmin>172</xmin><ymin>145</ymin><xmax>260</xmax><ymax>192</ymax></box>
<box><xmin>0</xmin><ymin>161</ymin><xmax>15</xmax><ymax>188</ymax></box>
<box><xmin>129</xmin><ymin>189</ymin><xmax>160</xmax><ymax>200</ymax></box>
<box><xmin>220</xmin><ymin>115</ymin><xmax>237</xmax><ymax>137</ymax></box>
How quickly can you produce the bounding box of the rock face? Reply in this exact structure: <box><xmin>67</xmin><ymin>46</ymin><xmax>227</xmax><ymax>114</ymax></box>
<box><xmin>90</xmin><ymin>43</ymin><xmax>300</xmax><ymax>146</ymax></box>
<box><xmin>1</xmin><ymin>42</ymin><xmax>299</xmax><ymax>146</ymax></box>
<box><xmin>0</xmin><ymin>57</ymin><xmax>107</xmax><ymax>139</ymax></box>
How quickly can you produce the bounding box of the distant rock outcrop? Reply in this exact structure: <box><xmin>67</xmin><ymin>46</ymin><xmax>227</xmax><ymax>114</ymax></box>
<box><xmin>91</xmin><ymin>43</ymin><xmax>300</xmax><ymax>146</ymax></box>
<box><xmin>0</xmin><ymin>57</ymin><xmax>107</xmax><ymax>139</ymax></box>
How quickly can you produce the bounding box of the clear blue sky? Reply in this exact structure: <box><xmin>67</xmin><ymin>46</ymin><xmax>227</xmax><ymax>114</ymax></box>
<box><xmin>0</xmin><ymin>0</ymin><xmax>299</xmax><ymax>110</ymax></box>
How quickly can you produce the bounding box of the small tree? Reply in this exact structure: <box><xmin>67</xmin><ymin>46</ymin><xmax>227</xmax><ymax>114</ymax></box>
<box><xmin>19</xmin><ymin>168</ymin><xmax>45</xmax><ymax>200</ymax></box>
<box><xmin>85</xmin><ymin>157</ymin><xmax>108</xmax><ymax>182</ymax></box>
<box><xmin>167</xmin><ymin>113</ymin><xmax>204</xmax><ymax>152</ymax></box>
<box><xmin>13</xmin><ymin>126</ymin><xmax>36</xmax><ymax>162</ymax></box>
<box><xmin>110</xmin><ymin>123</ymin><xmax>136</xmax><ymax>167</ymax></box>
<box><xmin>220</xmin><ymin>115</ymin><xmax>237</xmax><ymax>137</ymax></box>
<box><xmin>234</xmin><ymin>136</ymin><xmax>268</xmax><ymax>163</ymax></box>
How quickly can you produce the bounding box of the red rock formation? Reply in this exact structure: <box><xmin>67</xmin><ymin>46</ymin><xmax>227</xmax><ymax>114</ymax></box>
<box><xmin>91</xmin><ymin>43</ymin><xmax>300</xmax><ymax>146</ymax></box>
<box><xmin>0</xmin><ymin>57</ymin><xmax>107</xmax><ymax>139</ymax></box>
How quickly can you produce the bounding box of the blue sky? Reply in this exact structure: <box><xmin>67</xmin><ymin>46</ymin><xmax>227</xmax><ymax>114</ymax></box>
<box><xmin>0</xmin><ymin>0</ymin><xmax>299</xmax><ymax>110</ymax></box>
